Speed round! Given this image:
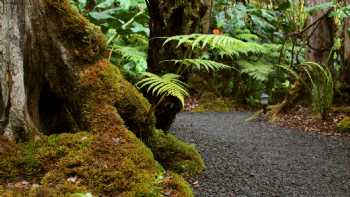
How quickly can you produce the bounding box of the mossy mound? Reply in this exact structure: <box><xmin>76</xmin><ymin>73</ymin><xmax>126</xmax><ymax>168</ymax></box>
<box><xmin>337</xmin><ymin>116</ymin><xmax>350</xmax><ymax>132</ymax></box>
<box><xmin>0</xmin><ymin>132</ymin><xmax>194</xmax><ymax>196</ymax></box>
<box><xmin>161</xmin><ymin>172</ymin><xmax>194</xmax><ymax>197</ymax></box>
<box><xmin>78</xmin><ymin>60</ymin><xmax>154</xmax><ymax>138</ymax></box>
<box><xmin>192</xmin><ymin>92</ymin><xmax>233</xmax><ymax>112</ymax></box>
<box><xmin>147</xmin><ymin>130</ymin><xmax>205</xmax><ymax>176</ymax></box>
<box><xmin>101</xmin><ymin>65</ymin><xmax>156</xmax><ymax>137</ymax></box>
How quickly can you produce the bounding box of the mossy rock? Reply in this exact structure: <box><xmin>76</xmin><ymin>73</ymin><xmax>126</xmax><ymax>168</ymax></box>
<box><xmin>147</xmin><ymin>130</ymin><xmax>205</xmax><ymax>176</ymax></box>
<box><xmin>337</xmin><ymin>116</ymin><xmax>350</xmax><ymax>132</ymax></box>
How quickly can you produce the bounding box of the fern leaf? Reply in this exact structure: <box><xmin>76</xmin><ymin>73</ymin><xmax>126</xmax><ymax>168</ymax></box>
<box><xmin>163</xmin><ymin>34</ymin><xmax>265</xmax><ymax>57</ymax></box>
<box><xmin>136</xmin><ymin>72</ymin><xmax>189</xmax><ymax>106</ymax></box>
<box><xmin>238</xmin><ymin>60</ymin><xmax>274</xmax><ymax>81</ymax></box>
<box><xmin>164</xmin><ymin>59</ymin><xmax>233</xmax><ymax>72</ymax></box>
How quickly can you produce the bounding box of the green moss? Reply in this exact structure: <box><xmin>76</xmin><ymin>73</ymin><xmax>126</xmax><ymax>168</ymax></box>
<box><xmin>45</xmin><ymin>0</ymin><xmax>107</xmax><ymax>62</ymax></box>
<box><xmin>192</xmin><ymin>92</ymin><xmax>232</xmax><ymax>112</ymax></box>
<box><xmin>39</xmin><ymin>131</ymin><xmax>165</xmax><ymax>196</ymax></box>
<box><xmin>77</xmin><ymin>60</ymin><xmax>155</xmax><ymax>137</ymax></box>
<box><xmin>0</xmin><ymin>131</ymin><xmax>181</xmax><ymax>196</ymax></box>
<box><xmin>147</xmin><ymin>130</ymin><xmax>205</xmax><ymax>176</ymax></box>
<box><xmin>161</xmin><ymin>172</ymin><xmax>193</xmax><ymax>197</ymax></box>
<box><xmin>1</xmin><ymin>62</ymin><xmax>196</xmax><ymax>196</ymax></box>
<box><xmin>0</xmin><ymin>137</ymin><xmax>23</xmax><ymax>181</ymax></box>
<box><xmin>100</xmin><ymin>64</ymin><xmax>156</xmax><ymax>137</ymax></box>
<box><xmin>1</xmin><ymin>0</ymin><xmax>196</xmax><ymax>196</ymax></box>
<box><xmin>337</xmin><ymin>116</ymin><xmax>350</xmax><ymax>132</ymax></box>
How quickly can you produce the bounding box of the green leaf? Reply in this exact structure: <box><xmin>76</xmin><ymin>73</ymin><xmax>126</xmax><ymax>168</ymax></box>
<box><xmin>136</xmin><ymin>72</ymin><xmax>189</xmax><ymax>107</ymax></box>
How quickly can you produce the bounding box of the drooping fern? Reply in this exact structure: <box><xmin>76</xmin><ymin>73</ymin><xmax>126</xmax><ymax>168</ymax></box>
<box><xmin>136</xmin><ymin>72</ymin><xmax>189</xmax><ymax>107</ymax></box>
<box><xmin>276</xmin><ymin>62</ymin><xmax>333</xmax><ymax>117</ymax></box>
<box><xmin>302</xmin><ymin>62</ymin><xmax>334</xmax><ymax>117</ymax></box>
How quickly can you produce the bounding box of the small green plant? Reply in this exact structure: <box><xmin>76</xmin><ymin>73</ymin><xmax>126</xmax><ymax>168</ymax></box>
<box><xmin>136</xmin><ymin>72</ymin><xmax>189</xmax><ymax>108</ymax></box>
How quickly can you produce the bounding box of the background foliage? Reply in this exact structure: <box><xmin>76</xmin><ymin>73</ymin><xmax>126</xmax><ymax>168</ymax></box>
<box><xmin>71</xmin><ymin>0</ymin><xmax>350</xmax><ymax>118</ymax></box>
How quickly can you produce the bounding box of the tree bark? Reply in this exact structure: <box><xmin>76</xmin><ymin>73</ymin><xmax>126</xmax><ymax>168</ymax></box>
<box><xmin>306</xmin><ymin>0</ymin><xmax>334</xmax><ymax>65</ymax></box>
<box><xmin>0</xmin><ymin>0</ymin><xmax>153</xmax><ymax>141</ymax></box>
<box><xmin>146</xmin><ymin>0</ymin><xmax>212</xmax><ymax>130</ymax></box>
<box><xmin>343</xmin><ymin>0</ymin><xmax>350</xmax><ymax>87</ymax></box>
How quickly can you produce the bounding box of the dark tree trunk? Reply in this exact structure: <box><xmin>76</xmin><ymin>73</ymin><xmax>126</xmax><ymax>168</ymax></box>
<box><xmin>146</xmin><ymin>0</ymin><xmax>212</xmax><ymax>130</ymax></box>
<box><xmin>306</xmin><ymin>0</ymin><xmax>334</xmax><ymax>65</ymax></box>
<box><xmin>0</xmin><ymin>0</ymin><xmax>153</xmax><ymax>141</ymax></box>
<box><xmin>339</xmin><ymin>0</ymin><xmax>350</xmax><ymax>101</ymax></box>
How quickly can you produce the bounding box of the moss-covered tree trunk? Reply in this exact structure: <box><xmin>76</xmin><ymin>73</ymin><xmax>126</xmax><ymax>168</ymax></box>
<box><xmin>0</xmin><ymin>0</ymin><xmax>154</xmax><ymax>141</ymax></box>
<box><xmin>0</xmin><ymin>0</ymin><xmax>203</xmax><ymax>195</ymax></box>
<box><xmin>146</xmin><ymin>0</ymin><xmax>212</xmax><ymax>130</ymax></box>
<box><xmin>306</xmin><ymin>0</ymin><xmax>334</xmax><ymax>65</ymax></box>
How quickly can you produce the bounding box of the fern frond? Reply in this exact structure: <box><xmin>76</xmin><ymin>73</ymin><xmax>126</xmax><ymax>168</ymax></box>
<box><xmin>163</xmin><ymin>34</ymin><xmax>265</xmax><ymax>57</ymax></box>
<box><xmin>113</xmin><ymin>46</ymin><xmax>147</xmax><ymax>62</ymax></box>
<box><xmin>136</xmin><ymin>72</ymin><xmax>189</xmax><ymax>106</ymax></box>
<box><xmin>235</xmin><ymin>33</ymin><xmax>259</xmax><ymax>41</ymax></box>
<box><xmin>238</xmin><ymin>60</ymin><xmax>274</xmax><ymax>81</ymax></box>
<box><xmin>278</xmin><ymin>62</ymin><xmax>334</xmax><ymax>116</ymax></box>
<box><xmin>164</xmin><ymin>59</ymin><xmax>233</xmax><ymax>72</ymax></box>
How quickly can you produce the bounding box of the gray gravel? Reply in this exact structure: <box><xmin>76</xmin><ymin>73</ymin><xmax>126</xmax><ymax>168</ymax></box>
<box><xmin>170</xmin><ymin>112</ymin><xmax>350</xmax><ymax>197</ymax></box>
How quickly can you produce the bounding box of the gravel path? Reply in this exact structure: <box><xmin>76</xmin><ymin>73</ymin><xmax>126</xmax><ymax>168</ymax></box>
<box><xmin>170</xmin><ymin>112</ymin><xmax>350</xmax><ymax>197</ymax></box>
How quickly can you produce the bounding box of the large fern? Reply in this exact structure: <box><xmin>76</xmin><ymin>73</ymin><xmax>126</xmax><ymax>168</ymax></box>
<box><xmin>136</xmin><ymin>72</ymin><xmax>189</xmax><ymax>106</ymax></box>
<box><xmin>163</xmin><ymin>34</ymin><xmax>265</xmax><ymax>57</ymax></box>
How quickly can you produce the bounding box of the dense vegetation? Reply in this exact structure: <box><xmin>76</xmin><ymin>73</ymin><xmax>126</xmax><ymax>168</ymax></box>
<box><xmin>70</xmin><ymin>0</ymin><xmax>350</xmax><ymax>125</ymax></box>
<box><xmin>1</xmin><ymin>0</ymin><xmax>350</xmax><ymax>196</ymax></box>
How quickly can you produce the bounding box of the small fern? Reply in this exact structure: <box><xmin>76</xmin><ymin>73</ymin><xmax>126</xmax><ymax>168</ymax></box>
<box><xmin>136</xmin><ymin>72</ymin><xmax>189</xmax><ymax>106</ymax></box>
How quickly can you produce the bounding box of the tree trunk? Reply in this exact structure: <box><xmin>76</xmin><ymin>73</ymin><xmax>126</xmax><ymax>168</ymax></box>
<box><xmin>146</xmin><ymin>0</ymin><xmax>212</xmax><ymax>130</ymax></box>
<box><xmin>0</xmin><ymin>1</ymin><xmax>204</xmax><ymax>195</ymax></box>
<box><xmin>147</xmin><ymin>0</ymin><xmax>212</xmax><ymax>74</ymax></box>
<box><xmin>0</xmin><ymin>0</ymin><xmax>153</xmax><ymax>141</ymax></box>
<box><xmin>342</xmin><ymin>0</ymin><xmax>350</xmax><ymax>91</ymax></box>
<box><xmin>306</xmin><ymin>0</ymin><xmax>334</xmax><ymax>65</ymax></box>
